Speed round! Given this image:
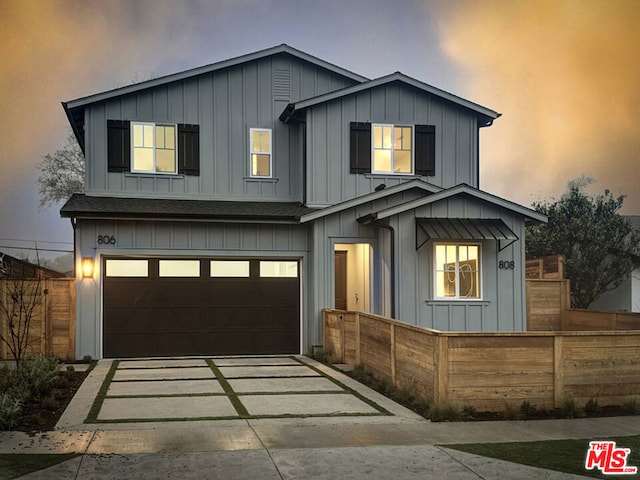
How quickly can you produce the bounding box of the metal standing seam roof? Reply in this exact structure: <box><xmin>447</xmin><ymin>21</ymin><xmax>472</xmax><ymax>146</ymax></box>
<box><xmin>416</xmin><ymin>218</ymin><xmax>519</xmax><ymax>251</ymax></box>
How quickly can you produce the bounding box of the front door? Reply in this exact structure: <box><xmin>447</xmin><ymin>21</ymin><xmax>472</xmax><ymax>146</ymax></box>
<box><xmin>334</xmin><ymin>251</ymin><xmax>347</xmax><ymax>310</ymax></box>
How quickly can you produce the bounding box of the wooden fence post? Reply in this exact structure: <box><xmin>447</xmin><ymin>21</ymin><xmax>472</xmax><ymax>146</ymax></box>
<box><xmin>355</xmin><ymin>312</ymin><xmax>361</xmax><ymax>365</ymax></box>
<box><xmin>554</xmin><ymin>335</ymin><xmax>564</xmax><ymax>408</ymax></box>
<box><xmin>434</xmin><ymin>335</ymin><xmax>449</xmax><ymax>405</ymax></box>
<box><xmin>390</xmin><ymin>323</ymin><xmax>396</xmax><ymax>384</ymax></box>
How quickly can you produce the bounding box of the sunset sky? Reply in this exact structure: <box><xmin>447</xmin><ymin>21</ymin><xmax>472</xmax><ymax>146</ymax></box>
<box><xmin>1</xmin><ymin>0</ymin><xmax>638</xmax><ymax>260</ymax></box>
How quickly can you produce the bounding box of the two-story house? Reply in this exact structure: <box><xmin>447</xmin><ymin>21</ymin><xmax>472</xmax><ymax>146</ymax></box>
<box><xmin>61</xmin><ymin>44</ymin><xmax>546</xmax><ymax>359</ymax></box>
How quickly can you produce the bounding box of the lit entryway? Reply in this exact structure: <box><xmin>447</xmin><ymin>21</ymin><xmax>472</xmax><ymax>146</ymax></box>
<box><xmin>334</xmin><ymin>243</ymin><xmax>372</xmax><ymax>312</ymax></box>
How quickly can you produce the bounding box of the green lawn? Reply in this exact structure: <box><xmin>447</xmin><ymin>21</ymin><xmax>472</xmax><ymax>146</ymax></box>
<box><xmin>0</xmin><ymin>454</ymin><xmax>80</xmax><ymax>480</ymax></box>
<box><xmin>445</xmin><ymin>435</ymin><xmax>640</xmax><ymax>479</ymax></box>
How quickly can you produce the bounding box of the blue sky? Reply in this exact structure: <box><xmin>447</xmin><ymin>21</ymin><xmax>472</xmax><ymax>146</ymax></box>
<box><xmin>1</xmin><ymin>0</ymin><xmax>638</xmax><ymax>261</ymax></box>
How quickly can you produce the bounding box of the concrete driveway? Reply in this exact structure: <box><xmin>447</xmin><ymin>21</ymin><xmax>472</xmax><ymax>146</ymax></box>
<box><xmin>56</xmin><ymin>356</ymin><xmax>408</xmax><ymax>428</ymax></box>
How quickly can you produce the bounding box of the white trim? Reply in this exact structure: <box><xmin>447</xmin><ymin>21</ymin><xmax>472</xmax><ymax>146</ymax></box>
<box><xmin>249</xmin><ymin>127</ymin><xmax>273</xmax><ymax>178</ymax></box>
<box><xmin>371</xmin><ymin>124</ymin><xmax>414</xmax><ymax>175</ymax></box>
<box><xmin>433</xmin><ymin>242</ymin><xmax>483</xmax><ymax>301</ymax></box>
<box><xmin>130</xmin><ymin>121</ymin><xmax>178</xmax><ymax>175</ymax></box>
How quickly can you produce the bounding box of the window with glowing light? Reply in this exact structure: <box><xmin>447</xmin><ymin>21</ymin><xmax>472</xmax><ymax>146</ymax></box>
<box><xmin>249</xmin><ymin>128</ymin><xmax>272</xmax><ymax>177</ymax></box>
<box><xmin>434</xmin><ymin>243</ymin><xmax>481</xmax><ymax>300</ymax></box>
<box><xmin>372</xmin><ymin>124</ymin><xmax>413</xmax><ymax>174</ymax></box>
<box><xmin>131</xmin><ymin>122</ymin><xmax>177</xmax><ymax>174</ymax></box>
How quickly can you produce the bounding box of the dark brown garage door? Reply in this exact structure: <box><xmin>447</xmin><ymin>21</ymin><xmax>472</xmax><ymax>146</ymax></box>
<box><xmin>103</xmin><ymin>258</ymin><xmax>300</xmax><ymax>357</ymax></box>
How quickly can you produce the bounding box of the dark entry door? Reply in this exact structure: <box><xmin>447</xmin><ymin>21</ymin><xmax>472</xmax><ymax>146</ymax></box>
<box><xmin>334</xmin><ymin>251</ymin><xmax>347</xmax><ymax>310</ymax></box>
<box><xmin>103</xmin><ymin>258</ymin><xmax>299</xmax><ymax>357</ymax></box>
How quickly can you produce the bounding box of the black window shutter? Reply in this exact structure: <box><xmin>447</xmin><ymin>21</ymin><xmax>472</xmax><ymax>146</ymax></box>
<box><xmin>107</xmin><ymin>120</ymin><xmax>130</xmax><ymax>172</ymax></box>
<box><xmin>415</xmin><ymin>124</ymin><xmax>436</xmax><ymax>176</ymax></box>
<box><xmin>350</xmin><ymin>122</ymin><xmax>371</xmax><ymax>174</ymax></box>
<box><xmin>178</xmin><ymin>124</ymin><xmax>200</xmax><ymax>176</ymax></box>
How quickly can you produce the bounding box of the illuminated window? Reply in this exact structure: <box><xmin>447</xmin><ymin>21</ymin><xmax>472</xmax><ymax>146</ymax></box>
<box><xmin>434</xmin><ymin>244</ymin><xmax>481</xmax><ymax>299</ymax></box>
<box><xmin>259</xmin><ymin>261</ymin><xmax>297</xmax><ymax>278</ymax></box>
<box><xmin>159</xmin><ymin>260</ymin><xmax>200</xmax><ymax>277</ymax></box>
<box><xmin>210</xmin><ymin>260</ymin><xmax>250</xmax><ymax>278</ymax></box>
<box><xmin>105</xmin><ymin>259</ymin><xmax>149</xmax><ymax>277</ymax></box>
<box><xmin>132</xmin><ymin>122</ymin><xmax>177</xmax><ymax>174</ymax></box>
<box><xmin>372</xmin><ymin>124</ymin><xmax>413</xmax><ymax>174</ymax></box>
<box><xmin>249</xmin><ymin>128</ymin><xmax>272</xmax><ymax>177</ymax></box>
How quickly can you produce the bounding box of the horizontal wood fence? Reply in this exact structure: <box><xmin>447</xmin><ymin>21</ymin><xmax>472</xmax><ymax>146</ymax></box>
<box><xmin>324</xmin><ymin>309</ymin><xmax>640</xmax><ymax>412</ymax></box>
<box><xmin>0</xmin><ymin>278</ymin><xmax>76</xmax><ymax>361</ymax></box>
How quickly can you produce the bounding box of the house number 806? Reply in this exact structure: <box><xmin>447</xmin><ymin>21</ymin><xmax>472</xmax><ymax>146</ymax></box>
<box><xmin>98</xmin><ymin>235</ymin><xmax>116</xmax><ymax>245</ymax></box>
<box><xmin>499</xmin><ymin>260</ymin><xmax>515</xmax><ymax>270</ymax></box>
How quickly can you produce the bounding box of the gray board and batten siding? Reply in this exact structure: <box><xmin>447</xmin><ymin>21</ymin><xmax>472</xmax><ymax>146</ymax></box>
<box><xmin>302</xmin><ymin>81</ymin><xmax>483</xmax><ymax>207</ymax></box>
<box><xmin>81</xmin><ymin>52</ymin><xmax>358</xmax><ymax>202</ymax></box>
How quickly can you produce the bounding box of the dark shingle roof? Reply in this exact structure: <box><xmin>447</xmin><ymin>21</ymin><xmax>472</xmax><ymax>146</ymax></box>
<box><xmin>60</xmin><ymin>194</ymin><xmax>314</xmax><ymax>222</ymax></box>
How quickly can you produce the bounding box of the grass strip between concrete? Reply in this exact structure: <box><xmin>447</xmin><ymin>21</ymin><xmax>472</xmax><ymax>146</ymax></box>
<box><xmin>206</xmin><ymin>358</ymin><xmax>250</xmax><ymax>417</ymax></box>
<box><xmin>85</xmin><ymin>360</ymin><xmax>119</xmax><ymax>423</ymax></box>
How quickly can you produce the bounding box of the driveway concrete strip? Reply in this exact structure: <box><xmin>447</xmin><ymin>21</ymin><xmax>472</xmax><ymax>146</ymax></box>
<box><xmin>107</xmin><ymin>379</ymin><xmax>225</xmax><ymax>396</ymax></box>
<box><xmin>241</xmin><ymin>393</ymin><xmax>381</xmax><ymax>416</ymax></box>
<box><xmin>215</xmin><ymin>357</ymin><xmax>301</xmax><ymax>366</ymax></box>
<box><xmin>112</xmin><ymin>366</ymin><xmax>215</xmax><ymax>381</ymax></box>
<box><xmin>118</xmin><ymin>359</ymin><xmax>209</xmax><ymax>369</ymax></box>
<box><xmin>229</xmin><ymin>376</ymin><xmax>341</xmax><ymax>393</ymax></box>
<box><xmin>218</xmin><ymin>364</ymin><xmax>321</xmax><ymax>377</ymax></box>
<box><xmin>98</xmin><ymin>395</ymin><xmax>238</xmax><ymax>420</ymax></box>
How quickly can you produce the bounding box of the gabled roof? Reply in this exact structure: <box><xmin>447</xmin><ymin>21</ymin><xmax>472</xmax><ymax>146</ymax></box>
<box><xmin>63</xmin><ymin>44</ymin><xmax>369</xmax><ymax>152</ymax></box>
<box><xmin>365</xmin><ymin>183</ymin><xmax>547</xmax><ymax>224</ymax></box>
<box><xmin>60</xmin><ymin>194</ymin><xmax>316</xmax><ymax>223</ymax></box>
<box><xmin>280</xmin><ymin>72</ymin><xmax>500</xmax><ymax>127</ymax></box>
<box><xmin>298</xmin><ymin>179</ymin><xmax>442</xmax><ymax>223</ymax></box>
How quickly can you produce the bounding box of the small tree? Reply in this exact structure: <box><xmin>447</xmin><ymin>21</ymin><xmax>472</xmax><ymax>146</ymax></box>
<box><xmin>0</xmin><ymin>254</ymin><xmax>44</xmax><ymax>368</ymax></box>
<box><xmin>526</xmin><ymin>177</ymin><xmax>640</xmax><ymax>308</ymax></box>
<box><xmin>37</xmin><ymin>132</ymin><xmax>84</xmax><ymax>209</ymax></box>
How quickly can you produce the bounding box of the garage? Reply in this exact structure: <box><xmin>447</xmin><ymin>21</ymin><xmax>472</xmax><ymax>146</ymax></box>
<box><xmin>102</xmin><ymin>258</ymin><xmax>300</xmax><ymax>357</ymax></box>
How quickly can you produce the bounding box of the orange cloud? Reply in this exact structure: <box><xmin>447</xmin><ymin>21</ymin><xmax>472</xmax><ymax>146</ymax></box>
<box><xmin>437</xmin><ymin>0</ymin><xmax>640</xmax><ymax>212</ymax></box>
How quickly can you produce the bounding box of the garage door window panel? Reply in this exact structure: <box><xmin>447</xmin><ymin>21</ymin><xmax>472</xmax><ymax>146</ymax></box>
<box><xmin>260</xmin><ymin>261</ymin><xmax>298</xmax><ymax>278</ymax></box>
<box><xmin>210</xmin><ymin>260</ymin><xmax>250</xmax><ymax>278</ymax></box>
<box><xmin>159</xmin><ymin>260</ymin><xmax>200</xmax><ymax>277</ymax></box>
<box><xmin>105</xmin><ymin>259</ymin><xmax>149</xmax><ymax>277</ymax></box>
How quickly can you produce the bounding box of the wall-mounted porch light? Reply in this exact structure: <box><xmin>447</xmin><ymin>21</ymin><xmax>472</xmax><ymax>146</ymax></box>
<box><xmin>82</xmin><ymin>257</ymin><xmax>94</xmax><ymax>278</ymax></box>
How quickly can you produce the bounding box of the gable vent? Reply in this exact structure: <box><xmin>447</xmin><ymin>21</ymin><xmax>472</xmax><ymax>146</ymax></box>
<box><xmin>273</xmin><ymin>68</ymin><xmax>291</xmax><ymax>101</ymax></box>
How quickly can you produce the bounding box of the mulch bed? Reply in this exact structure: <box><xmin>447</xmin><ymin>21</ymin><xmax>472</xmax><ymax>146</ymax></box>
<box><xmin>13</xmin><ymin>369</ymin><xmax>89</xmax><ymax>433</ymax></box>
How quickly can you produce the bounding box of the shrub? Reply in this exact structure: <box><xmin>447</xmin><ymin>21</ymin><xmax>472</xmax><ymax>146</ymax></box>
<box><xmin>560</xmin><ymin>396</ymin><xmax>583</xmax><ymax>418</ymax></box>
<box><xmin>585</xmin><ymin>398</ymin><xmax>601</xmax><ymax>416</ymax></box>
<box><xmin>520</xmin><ymin>400</ymin><xmax>538</xmax><ymax>417</ymax></box>
<box><xmin>0</xmin><ymin>393</ymin><xmax>22</xmax><ymax>430</ymax></box>
<box><xmin>462</xmin><ymin>405</ymin><xmax>477</xmax><ymax>419</ymax></box>
<box><xmin>41</xmin><ymin>394</ymin><xmax>59</xmax><ymax>411</ymax></box>
<box><xmin>14</xmin><ymin>356</ymin><xmax>59</xmax><ymax>398</ymax></box>
<box><xmin>623</xmin><ymin>396</ymin><xmax>639</xmax><ymax>414</ymax></box>
<box><xmin>502</xmin><ymin>400</ymin><xmax>519</xmax><ymax>420</ymax></box>
<box><xmin>429</xmin><ymin>401</ymin><xmax>462</xmax><ymax>422</ymax></box>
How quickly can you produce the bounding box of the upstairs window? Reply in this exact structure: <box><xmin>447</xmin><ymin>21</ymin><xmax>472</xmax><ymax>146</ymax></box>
<box><xmin>132</xmin><ymin>122</ymin><xmax>177</xmax><ymax>174</ymax></box>
<box><xmin>434</xmin><ymin>243</ymin><xmax>481</xmax><ymax>300</ymax></box>
<box><xmin>350</xmin><ymin>122</ymin><xmax>435</xmax><ymax>176</ymax></box>
<box><xmin>250</xmin><ymin>128</ymin><xmax>272</xmax><ymax>177</ymax></box>
<box><xmin>372</xmin><ymin>124</ymin><xmax>413</xmax><ymax>174</ymax></box>
<box><xmin>107</xmin><ymin>120</ymin><xmax>200</xmax><ymax>176</ymax></box>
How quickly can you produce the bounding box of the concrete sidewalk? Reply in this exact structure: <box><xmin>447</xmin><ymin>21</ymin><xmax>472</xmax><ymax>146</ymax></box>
<box><xmin>2</xmin><ymin>356</ymin><xmax>638</xmax><ymax>479</ymax></box>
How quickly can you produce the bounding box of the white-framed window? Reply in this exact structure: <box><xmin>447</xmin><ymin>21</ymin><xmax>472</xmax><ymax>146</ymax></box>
<box><xmin>434</xmin><ymin>243</ymin><xmax>481</xmax><ymax>300</ymax></box>
<box><xmin>131</xmin><ymin>122</ymin><xmax>177</xmax><ymax>174</ymax></box>
<box><xmin>372</xmin><ymin>124</ymin><xmax>413</xmax><ymax>174</ymax></box>
<box><xmin>249</xmin><ymin>128</ymin><xmax>272</xmax><ymax>177</ymax></box>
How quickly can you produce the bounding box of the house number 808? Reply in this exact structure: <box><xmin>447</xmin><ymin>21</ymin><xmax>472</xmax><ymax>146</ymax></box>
<box><xmin>498</xmin><ymin>260</ymin><xmax>515</xmax><ymax>270</ymax></box>
<box><xmin>97</xmin><ymin>235</ymin><xmax>116</xmax><ymax>245</ymax></box>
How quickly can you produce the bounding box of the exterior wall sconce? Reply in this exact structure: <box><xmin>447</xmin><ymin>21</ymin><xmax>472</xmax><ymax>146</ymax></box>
<box><xmin>82</xmin><ymin>257</ymin><xmax>94</xmax><ymax>278</ymax></box>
